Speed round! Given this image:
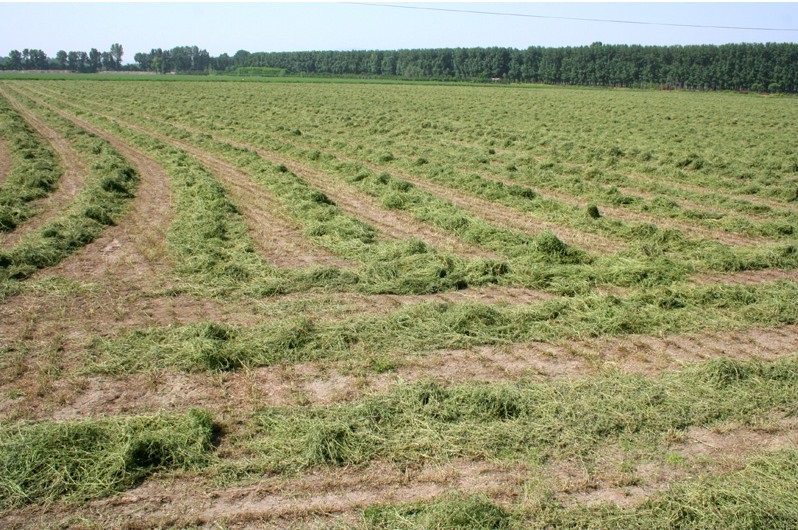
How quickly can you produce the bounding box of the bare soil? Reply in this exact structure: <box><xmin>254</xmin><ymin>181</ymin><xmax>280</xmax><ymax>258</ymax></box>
<box><xmin>0</xmin><ymin>88</ymin><xmax>86</xmax><ymax>248</ymax></box>
<box><xmin>0</xmin><ymin>136</ymin><xmax>11</xmax><ymax>185</ymax></box>
<box><xmin>689</xmin><ymin>267</ymin><xmax>798</xmax><ymax>286</ymax></box>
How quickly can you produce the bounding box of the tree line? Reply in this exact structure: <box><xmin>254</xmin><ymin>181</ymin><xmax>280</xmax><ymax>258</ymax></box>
<box><xmin>228</xmin><ymin>43</ymin><xmax>798</xmax><ymax>93</ymax></box>
<box><xmin>3</xmin><ymin>42</ymin><xmax>796</xmax><ymax>93</ymax></box>
<box><xmin>1</xmin><ymin>44</ymin><xmax>124</xmax><ymax>73</ymax></box>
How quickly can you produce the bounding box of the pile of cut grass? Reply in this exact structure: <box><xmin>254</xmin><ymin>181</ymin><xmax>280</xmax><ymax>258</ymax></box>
<box><xmin>0</xmin><ymin>94</ymin><xmax>61</xmax><ymax>232</ymax></box>
<box><xmin>0</xmin><ymin>409</ymin><xmax>216</xmax><ymax>508</ymax></box>
<box><xmin>364</xmin><ymin>494</ymin><xmax>511</xmax><ymax>529</ymax></box>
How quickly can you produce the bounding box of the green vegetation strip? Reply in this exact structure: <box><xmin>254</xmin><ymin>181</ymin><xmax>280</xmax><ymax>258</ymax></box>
<box><xmin>0</xmin><ymin>409</ymin><xmax>215</xmax><ymax>508</ymax></box>
<box><xmin>0</xmin><ymin>93</ymin><xmax>61</xmax><ymax>232</ymax></box>
<box><xmin>363</xmin><ymin>446</ymin><xmax>798</xmax><ymax>530</ymax></box>
<box><xmin>0</xmin><ymin>93</ymin><xmax>137</xmax><ymax>285</ymax></box>
<box><xmin>92</xmin><ymin>280</ymin><xmax>798</xmax><ymax>373</ymax></box>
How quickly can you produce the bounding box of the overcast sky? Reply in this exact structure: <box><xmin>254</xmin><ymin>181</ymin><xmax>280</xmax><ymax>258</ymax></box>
<box><xmin>1</xmin><ymin>2</ymin><xmax>797</xmax><ymax>61</ymax></box>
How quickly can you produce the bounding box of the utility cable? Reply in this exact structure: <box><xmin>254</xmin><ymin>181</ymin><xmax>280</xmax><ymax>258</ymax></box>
<box><xmin>343</xmin><ymin>3</ymin><xmax>798</xmax><ymax>32</ymax></box>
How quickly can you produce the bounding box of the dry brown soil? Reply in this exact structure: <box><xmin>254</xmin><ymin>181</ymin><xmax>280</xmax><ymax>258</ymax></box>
<box><xmin>0</xmin><ymin>136</ymin><xmax>11</xmax><ymax>185</ymax></box>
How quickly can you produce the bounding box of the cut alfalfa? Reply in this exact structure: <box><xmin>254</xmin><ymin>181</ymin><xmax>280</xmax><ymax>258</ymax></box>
<box><xmin>302</xmin><ymin>420</ymin><xmax>360</xmax><ymax>466</ymax></box>
<box><xmin>0</xmin><ymin>409</ymin><xmax>216</xmax><ymax>508</ymax></box>
<box><xmin>586</xmin><ymin>204</ymin><xmax>601</xmax><ymax>219</ymax></box>
<box><xmin>363</xmin><ymin>493</ymin><xmax>511</xmax><ymax>529</ymax></box>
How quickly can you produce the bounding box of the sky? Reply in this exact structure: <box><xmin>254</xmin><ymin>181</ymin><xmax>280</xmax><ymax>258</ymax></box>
<box><xmin>1</xmin><ymin>2</ymin><xmax>797</xmax><ymax>62</ymax></box>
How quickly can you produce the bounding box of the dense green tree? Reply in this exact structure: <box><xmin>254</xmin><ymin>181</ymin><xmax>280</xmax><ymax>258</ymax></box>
<box><xmin>55</xmin><ymin>50</ymin><xmax>67</xmax><ymax>69</ymax></box>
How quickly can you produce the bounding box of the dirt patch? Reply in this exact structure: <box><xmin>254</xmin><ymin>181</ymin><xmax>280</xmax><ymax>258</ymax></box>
<box><xmin>553</xmin><ymin>417</ymin><xmax>798</xmax><ymax>509</ymax></box>
<box><xmin>0</xmin><ymin>87</ymin><xmax>86</xmax><ymax>249</ymax></box>
<box><xmin>689</xmin><ymin>267</ymin><xmax>798</xmax><ymax>286</ymax></box>
<box><xmin>0</xmin><ymin>135</ymin><xmax>11</xmax><ymax>185</ymax></box>
<box><xmin>0</xmin><ymin>459</ymin><xmax>525</xmax><ymax>529</ymax></box>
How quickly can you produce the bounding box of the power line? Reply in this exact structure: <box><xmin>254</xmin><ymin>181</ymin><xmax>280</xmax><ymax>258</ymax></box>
<box><xmin>343</xmin><ymin>2</ymin><xmax>798</xmax><ymax>32</ymax></box>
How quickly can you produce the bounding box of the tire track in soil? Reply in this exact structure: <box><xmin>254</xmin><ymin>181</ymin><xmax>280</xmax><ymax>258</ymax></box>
<box><xmin>0</xmin><ymin>87</ymin><xmax>85</xmax><ymax>249</ymax></box>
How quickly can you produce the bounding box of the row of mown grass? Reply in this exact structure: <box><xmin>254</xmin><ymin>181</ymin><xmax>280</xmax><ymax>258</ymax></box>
<box><xmin>3</xmin><ymin>355</ymin><xmax>796</xmax><ymax>520</ymax></box>
<box><xmin>21</xmin><ymin>82</ymin><xmax>798</xmax><ymax>298</ymax></box>
<box><xmin>231</xmin><ymin>356</ymin><xmax>798</xmax><ymax>473</ymax></box>
<box><xmin>92</xmin><ymin>280</ymin><xmax>798</xmax><ymax>373</ymax></box>
<box><xmin>12</xmin><ymin>83</ymin><xmax>592</xmax><ymax>296</ymax></box>
<box><xmin>0</xmin><ymin>93</ymin><xmax>61</xmax><ymax>232</ymax></box>
<box><xmin>44</xmin><ymin>80</ymin><xmax>797</xmax><ymax>277</ymax></box>
<box><xmin>362</xmin><ymin>446</ymin><xmax>798</xmax><ymax>530</ymax></box>
<box><xmin>0</xmin><ymin>90</ymin><xmax>138</xmax><ymax>292</ymax></box>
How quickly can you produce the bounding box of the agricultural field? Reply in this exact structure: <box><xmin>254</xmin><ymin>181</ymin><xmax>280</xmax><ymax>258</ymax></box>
<box><xmin>1</xmin><ymin>77</ymin><xmax>797</xmax><ymax>529</ymax></box>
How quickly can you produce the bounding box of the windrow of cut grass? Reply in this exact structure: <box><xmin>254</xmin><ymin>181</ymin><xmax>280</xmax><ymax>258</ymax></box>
<box><xmin>53</xmin><ymin>82</ymin><xmax>798</xmax><ymax>282</ymax></box>
<box><xmin>26</xmin><ymin>83</ymin><xmax>798</xmax><ymax>296</ymax></box>
<box><xmin>392</xmin><ymin>144</ymin><xmax>798</xmax><ymax>242</ymax></box>
<box><xmin>19</xmin><ymin>85</ymin><xmax>601</xmax><ymax>295</ymax></box>
<box><xmin>91</xmin><ymin>280</ymin><xmax>798</xmax><ymax>373</ymax></box>
<box><xmin>0</xmin><ymin>91</ymin><xmax>138</xmax><ymax>286</ymax></box>
<box><xmin>222</xmin><ymin>355</ymin><xmax>798</xmax><ymax>477</ymax></box>
<box><xmin>17</xmin><ymin>86</ymin><xmax>519</xmax><ymax>296</ymax></box>
<box><xmin>0</xmin><ymin>409</ymin><xmax>215</xmax><ymax>509</ymax></box>
<box><xmin>38</xmin><ymin>81</ymin><xmax>798</xmax><ymax>206</ymax></box>
<box><xmin>0</xmin><ymin>93</ymin><xmax>61</xmax><ymax>233</ymax></box>
<box><xmin>362</xmin><ymin>444</ymin><xmax>798</xmax><ymax>530</ymax></box>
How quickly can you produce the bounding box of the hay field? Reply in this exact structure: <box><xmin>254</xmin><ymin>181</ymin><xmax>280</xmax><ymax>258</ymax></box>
<box><xmin>1</xmin><ymin>78</ymin><xmax>797</xmax><ymax>529</ymax></box>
